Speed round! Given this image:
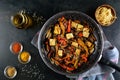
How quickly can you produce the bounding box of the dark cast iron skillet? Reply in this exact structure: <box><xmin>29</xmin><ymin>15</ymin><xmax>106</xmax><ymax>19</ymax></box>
<box><xmin>37</xmin><ymin>11</ymin><xmax>120</xmax><ymax>76</ymax></box>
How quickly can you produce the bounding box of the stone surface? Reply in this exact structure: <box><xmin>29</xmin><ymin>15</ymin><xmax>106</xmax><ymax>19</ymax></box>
<box><xmin>0</xmin><ymin>0</ymin><xmax>120</xmax><ymax>80</ymax></box>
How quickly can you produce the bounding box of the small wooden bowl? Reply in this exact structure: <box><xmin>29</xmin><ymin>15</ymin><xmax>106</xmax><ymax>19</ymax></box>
<box><xmin>95</xmin><ymin>4</ymin><xmax>117</xmax><ymax>26</ymax></box>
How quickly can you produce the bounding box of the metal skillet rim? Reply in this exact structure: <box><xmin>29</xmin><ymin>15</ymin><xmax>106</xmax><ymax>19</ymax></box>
<box><xmin>38</xmin><ymin>11</ymin><xmax>104</xmax><ymax>76</ymax></box>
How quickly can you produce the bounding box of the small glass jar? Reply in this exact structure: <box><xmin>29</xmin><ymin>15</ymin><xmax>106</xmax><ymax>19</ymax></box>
<box><xmin>11</xmin><ymin>12</ymin><xmax>33</xmax><ymax>29</ymax></box>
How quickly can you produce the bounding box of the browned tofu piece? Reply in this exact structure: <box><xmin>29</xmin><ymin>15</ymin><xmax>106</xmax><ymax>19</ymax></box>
<box><xmin>49</xmin><ymin>39</ymin><xmax>56</xmax><ymax>46</ymax></box>
<box><xmin>83</xmin><ymin>28</ymin><xmax>89</xmax><ymax>32</ymax></box>
<box><xmin>66</xmin><ymin>33</ymin><xmax>74</xmax><ymax>39</ymax></box>
<box><xmin>86</xmin><ymin>41</ymin><xmax>92</xmax><ymax>47</ymax></box>
<box><xmin>71</xmin><ymin>21</ymin><xmax>78</xmax><ymax>28</ymax></box>
<box><xmin>71</xmin><ymin>42</ymin><xmax>78</xmax><ymax>47</ymax></box>
<box><xmin>83</xmin><ymin>28</ymin><xmax>90</xmax><ymax>38</ymax></box>
<box><xmin>58</xmin><ymin>50</ymin><xmax>63</xmax><ymax>57</ymax></box>
<box><xmin>76</xmin><ymin>24</ymin><xmax>83</xmax><ymax>31</ymax></box>
<box><xmin>83</xmin><ymin>32</ymin><xmax>89</xmax><ymax>38</ymax></box>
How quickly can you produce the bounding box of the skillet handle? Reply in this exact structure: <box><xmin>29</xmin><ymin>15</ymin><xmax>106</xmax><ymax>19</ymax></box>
<box><xmin>100</xmin><ymin>57</ymin><xmax>120</xmax><ymax>72</ymax></box>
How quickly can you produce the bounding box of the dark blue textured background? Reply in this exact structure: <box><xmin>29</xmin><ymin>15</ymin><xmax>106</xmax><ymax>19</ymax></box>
<box><xmin>0</xmin><ymin>0</ymin><xmax>120</xmax><ymax>80</ymax></box>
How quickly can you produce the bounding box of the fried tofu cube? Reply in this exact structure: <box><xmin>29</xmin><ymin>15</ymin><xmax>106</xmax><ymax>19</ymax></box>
<box><xmin>76</xmin><ymin>24</ymin><xmax>83</xmax><ymax>31</ymax></box>
<box><xmin>71</xmin><ymin>42</ymin><xmax>78</xmax><ymax>47</ymax></box>
<box><xmin>66</xmin><ymin>33</ymin><xmax>74</xmax><ymax>39</ymax></box>
<box><xmin>54</xmin><ymin>24</ymin><xmax>61</xmax><ymax>35</ymax></box>
<box><xmin>49</xmin><ymin>39</ymin><xmax>56</xmax><ymax>46</ymax></box>
<box><xmin>58</xmin><ymin>50</ymin><xmax>63</xmax><ymax>57</ymax></box>
<box><xmin>86</xmin><ymin>41</ymin><xmax>92</xmax><ymax>47</ymax></box>
<box><xmin>83</xmin><ymin>28</ymin><xmax>90</xmax><ymax>38</ymax></box>
<box><xmin>71</xmin><ymin>21</ymin><xmax>78</xmax><ymax>28</ymax></box>
<box><xmin>83</xmin><ymin>28</ymin><xmax>89</xmax><ymax>32</ymax></box>
<box><xmin>83</xmin><ymin>32</ymin><xmax>90</xmax><ymax>38</ymax></box>
<box><xmin>75</xmin><ymin>49</ymin><xmax>81</xmax><ymax>55</ymax></box>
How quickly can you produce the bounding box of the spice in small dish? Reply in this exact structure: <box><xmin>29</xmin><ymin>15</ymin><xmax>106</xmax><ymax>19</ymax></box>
<box><xmin>95</xmin><ymin>4</ymin><xmax>117</xmax><ymax>26</ymax></box>
<box><xmin>18</xmin><ymin>51</ymin><xmax>31</xmax><ymax>64</ymax></box>
<box><xmin>4</xmin><ymin>66</ymin><xmax>17</xmax><ymax>79</ymax></box>
<box><xmin>10</xmin><ymin>42</ymin><xmax>23</xmax><ymax>54</ymax></box>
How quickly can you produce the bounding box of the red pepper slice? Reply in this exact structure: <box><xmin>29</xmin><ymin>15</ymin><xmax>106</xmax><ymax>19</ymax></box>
<box><xmin>67</xmin><ymin>20</ymin><xmax>71</xmax><ymax>32</ymax></box>
<box><xmin>57</xmin><ymin>35</ymin><xmax>67</xmax><ymax>46</ymax></box>
<box><xmin>60</xmin><ymin>64</ymin><xmax>75</xmax><ymax>71</ymax></box>
<box><xmin>57</xmin><ymin>35</ymin><xmax>61</xmax><ymax>40</ymax></box>
<box><xmin>60</xmin><ymin>64</ymin><xmax>67</xmax><ymax>69</ymax></box>
<box><xmin>78</xmin><ymin>32</ymin><xmax>83</xmax><ymax>37</ymax></box>
<box><xmin>81</xmin><ymin>54</ymin><xmax>88</xmax><ymax>62</ymax></box>
<box><xmin>66</xmin><ymin>67</ymin><xmax>75</xmax><ymax>71</ymax></box>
